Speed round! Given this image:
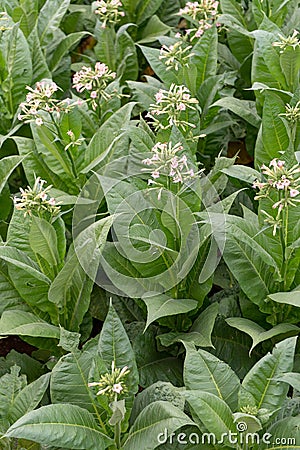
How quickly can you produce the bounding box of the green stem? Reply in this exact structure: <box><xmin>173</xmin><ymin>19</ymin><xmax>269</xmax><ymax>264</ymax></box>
<box><xmin>114</xmin><ymin>421</ymin><xmax>121</xmax><ymax>449</ymax></box>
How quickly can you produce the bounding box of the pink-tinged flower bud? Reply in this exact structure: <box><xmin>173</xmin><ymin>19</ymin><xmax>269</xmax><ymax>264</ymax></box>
<box><xmin>177</xmin><ymin>102</ymin><xmax>186</xmax><ymax>111</ymax></box>
<box><xmin>277</xmin><ymin>160</ymin><xmax>285</xmax><ymax>168</ymax></box>
<box><xmin>48</xmin><ymin>198</ymin><xmax>56</xmax><ymax>205</ymax></box>
<box><xmin>151</xmin><ymin>170</ymin><xmax>160</xmax><ymax>179</ymax></box>
<box><xmin>290</xmin><ymin>189</ymin><xmax>299</xmax><ymax>197</ymax></box>
<box><xmin>112</xmin><ymin>383</ymin><xmax>123</xmax><ymax>394</ymax></box>
<box><xmin>40</xmin><ymin>193</ymin><xmax>47</xmax><ymax>201</ymax></box>
<box><xmin>269</xmin><ymin>158</ymin><xmax>277</xmax><ymax>167</ymax></box>
<box><xmin>90</xmin><ymin>91</ymin><xmax>98</xmax><ymax>98</ymax></box>
<box><xmin>35</xmin><ymin>118</ymin><xmax>43</xmax><ymax>126</ymax></box>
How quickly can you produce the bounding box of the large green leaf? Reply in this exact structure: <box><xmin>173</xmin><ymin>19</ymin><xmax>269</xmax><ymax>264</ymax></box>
<box><xmin>48</xmin><ymin>247</ymin><xmax>93</xmax><ymax>331</ymax></box>
<box><xmin>137</xmin><ymin>15</ymin><xmax>171</xmax><ymax>44</ymax></box>
<box><xmin>158</xmin><ymin>302</ymin><xmax>219</xmax><ymax>348</ymax></box>
<box><xmin>240</xmin><ymin>337</ymin><xmax>297</xmax><ymax>412</ymax></box>
<box><xmin>116</xmin><ymin>26</ymin><xmax>138</xmax><ymax>81</ymax></box>
<box><xmin>256</xmin><ymin>93</ymin><xmax>290</xmax><ymax>166</ymax></box>
<box><xmin>0</xmin><ymin>310</ymin><xmax>60</xmax><ymax>339</ymax></box>
<box><xmin>0</xmin><ymin>19</ymin><xmax>32</xmax><ymax>115</ymax></box>
<box><xmin>122</xmin><ymin>401</ymin><xmax>195</xmax><ymax>450</ymax></box>
<box><xmin>9</xmin><ymin>373</ymin><xmax>50</xmax><ymax>423</ymax></box>
<box><xmin>212</xmin><ymin>98</ymin><xmax>261</xmax><ymax>128</ymax></box>
<box><xmin>28</xmin><ymin>27</ymin><xmax>51</xmax><ymax>83</ymax></box>
<box><xmin>184</xmin><ymin>391</ymin><xmax>236</xmax><ymax>447</ymax></box>
<box><xmin>37</xmin><ymin>0</ymin><xmax>70</xmax><ymax>47</ymax></box>
<box><xmin>135</xmin><ymin>0</ymin><xmax>163</xmax><ymax>24</ymax></box>
<box><xmin>0</xmin><ymin>365</ymin><xmax>26</xmax><ymax>423</ymax></box>
<box><xmin>268</xmin><ymin>290</ymin><xmax>300</xmax><ymax>307</ymax></box>
<box><xmin>29</xmin><ymin>216</ymin><xmax>60</xmax><ymax>268</ymax></box>
<box><xmin>5</xmin><ymin>404</ymin><xmax>113</xmax><ymax>450</ymax></box>
<box><xmin>0</xmin><ymin>246</ymin><xmax>56</xmax><ymax>316</ymax></box>
<box><xmin>139</xmin><ymin>45</ymin><xmax>178</xmax><ymax>86</ymax></box>
<box><xmin>82</xmin><ymin>103</ymin><xmax>135</xmax><ymax>172</ymax></box>
<box><xmin>183</xmin><ymin>343</ymin><xmax>240</xmax><ymax>411</ymax></box>
<box><xmin>49</xmin><ymin>31</ymin><xmax>89</xmax><ymax>72</ymax></box>
<box><xmin>226</xmin><ymin>318</ymin><xmax>299</xmax><ymax>354</ymax></box>
<box><xmin>191</xmin><ymin>27</ymin><xmax>218</xmax><ymax>89</ymax></box>
<box><xmin>143</xmin><ymin>294</ymin><xmax>197</xmax><ymax>330</ymax></box>
<box><xmin>0</xmin><ymin>155</ymin><xmax>25</xmax><ymax>196</ymax></box>
<box><xmin>0</xmin><ymin>261</ymin><xmax>24</xmax><ymax>315</ymax></box>
<box><xmin>50</xmin><ymin>348</ymin><xmax>104</xmax><ymax>419</ymax></box>
<box><xmin>222</xmin><ymin>217</ymin><xmax>279</xmax><ymax>308</ymax></box>
<box><xmin>98</xmin><ymin>304</ymin><xmax>139</xmax><ymax>395</ymax></box>
<box><xmin>263</xmin><ymin>416</ymin><xmax>300</xmax><ymax>450</ymax></box>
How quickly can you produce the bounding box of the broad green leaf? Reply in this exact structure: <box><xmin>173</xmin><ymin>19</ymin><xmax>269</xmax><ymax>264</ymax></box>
<box><xmin>139</xmin><ymin>45</ymin><xmax>178</xmax><ymax>86</ymax></box>
<box><xmin>142</xmin><ymin>294</ymin><xmax>197</xmax><ymax>330</ymax></box>
<box><xmin>29</xmin><ymin>216</ymin><xmax>59</xmax><ymax>268</ymax></box>
<box><xmin>221</xmin><ymin>165</ymin><xmax>260</xmax><ymax>184</ymax></box>
<box><xmin>5</xmin><ymin>404</ymin><xmax>113</xmax><ymax>450</ymax></box>
<box><xmin>263</xmin><ymin>416</ymin><xmax>300</xmax><ymax>450</ymax></box>
<box><xmin>257</xmin><ymin>93</ymin><xmax>290</xmax><ymax>166</ymax></box>
<box><xmin>272</xmin><ymin>372</ymin><xmax>300</xmax><ymax>392</ymax></box>
<box><xmin>252</xmin><ymin>30</ymin><xmax>288</xmax><ymax>89</ymax></box>
<box><xmin>116</xmin><ymin>26</ymin><xmax>138</xmax><ymax>81</ymax></box>
<box><xmin>28</xmin><ymin>27</ymin><xmax>51</xmax><ymax>83</ymax></box>
<box><xmin>9</xmin><ymin>373</ymin><xmax>50</xmax><ymax>423</ymax></box>
<box><xmin>0</xmin><ymin>155</ymin><xmax>25</xmax><ymax>195</ymax></box>
<box><xmin>50</xmin><ymin>349</ymin><xmax>104</xmax><ymax>419</ymax></box>
<box><xmin>0</xmin><ymin>20</ymin><xmax>32</xmax><ymax>115</ymax></box>
<box><xmin>37</xmin><ymin>0</ymin><xmax>70</xmax><ymax>46</ymax></box>
<box><xmin>0</xmin><ymin>261</ymin><xmax>24</xmax><ymax>315</ymax></box>
<box><xmin>0</xmin><ymin>310</ymin><xmax>60</xmax><ymax>339</ymax></box>
<box><xmin>268</xmin><ymin>290</ymin><xmax>300</xmax><ymax>307</ymax></box>
<box><xmin>48</xmin><ymin>248</ymin><xmax>93</xmax><ymax>331</ymax></box>
<box><xmin>98</xmin><ymin>304</ymin><xmax>139</xmax><ymax>395</ymax></box>
<box><xmin>226</xmin><ymin>318</ymin><xmax>299</xmax><ymax>354</ymax></box>
<box><xmin>0</xmin><ymin>365</ymin><xmax>26</xmax><ymax>423</ymax></box>
<box><xmin>240</xmin><ymin>337</ymin><xmax>297</xmax><ymax>412</ymax></box>
<box><xmin>158</xmin><ymin>302</ymin><xmax>219</xmax><ymax>347</ymax></box>
<box><xmin>122</xmin><ymin>401</ymin><xmax>195</xmax><ymax>450</ymax></box>
<box><xmin>184</xmin><ymin>391</ymin><xmax>236</xmax><ymax>446</ymax></box>
<box><xmin>135</xmin><ymin>0</ymin><xmax>163</xmax><ymax>25</ymax></box>
<box><xmin>280</xmin><ymin>46</ymin><xmax>300</xmax><ymax>92</ymax></box>
<box><xmin>183</xmin><ymin>342</ymin><xmax>240</xmax><ymax>411</ymax></box>
<box><xmin>191</xmin><ymin>27</ymin><xmax>218</xmax><ymax>89</ymax></box>
<box><xmin>137</xmin><ymin>15</ymin><xmax>171</xmax><ymax>44</ymax></box>
<box><xmin>49</xmin><ymin>31</ymin><xmax>89</xmax><ymax>72</ymax></box>
<box><xmin>134</xmin><ymin>327</ymin><xmax>183</xmax><ymax>388</ymax></box>
<box><xmin>222</xmin><ymin>219</ymin><xmax>279</xmax><ymax>308</ymax></box>
<box><xmin>82</xmin><ymin>103</ymin><xmax>135</xmax><ymax>171</ymax></box>
<box><xmin>35</xmin><ymin>125</ymin><xmax>74</xmax><ymax>178</ymax></box>
<box><xmin>212</xmin><ymin>98</ymin><xmax>261</xmax><ymax>128</ymax></box>
<box><xmin>0</xmin><ymin>246</ymin><xmax>58</xmax><ymax>317</ymax></box>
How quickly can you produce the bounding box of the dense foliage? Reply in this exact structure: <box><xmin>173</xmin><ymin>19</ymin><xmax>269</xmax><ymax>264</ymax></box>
<box><xmin>0</xmin><ymin>0</ymin><xmax>300</xmax><ymax>448</ymax></box>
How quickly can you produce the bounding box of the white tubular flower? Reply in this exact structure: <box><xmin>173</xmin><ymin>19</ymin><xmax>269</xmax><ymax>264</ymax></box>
<box><xmin>93</xmin><ymin>0</ymin><xmax>125</xmax><ymax>28</ymax></box>
<box><xmin>72</xmin><ymin>62</ymin><xmax>117</xmax><ymax>109</ymax></box>
<box><xmin>147</xmin><ymin>84</ymin><xmax>199</xmax><ymax>132</ymax></box>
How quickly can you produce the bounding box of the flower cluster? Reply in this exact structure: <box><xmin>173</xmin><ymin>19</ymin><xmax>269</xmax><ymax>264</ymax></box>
<box><xmin>159</xmin><ymin>41</ymin><xmax>193</xmax><ymax>71</ymax></box>
<box><xmin>280</xmin><ymin>102</ymin><xmax>300</xmax><ymax>125</ymax></box>
<box><xmin>253</xmin><ymin>158</ymin><xmax>300</xmax><ymax>235</ymax></box>
<box><xmin>146</xmin><ymin>84</ymin><xmax>199</xmax><ymax>132</ymax></box>
<box><xmin>0</xmin><ymin>12</ymin><xmax>12</xmax><ymax>31</ymax></box>
<box><xmin>177</xmin><ymin>1</ymin><xmax>220</xmax><ymax>40</ymax></box>
<box><xmin>88</xmin><ymin>361</ymin><xmax>130</xmax><ymax>401</ymax></box>
<box><xmin>18</xmin><ymin>81</ymin><xmax>75</xmax><ymax>124</ymax></box>
<box><xmin>142</xmin><ymin>142</ymin><xmax>198</xmax><ymax>190</ymax></box>
<box><xmin>64</xmin><ymin>130</ymin><xmax>85</xmax><ymax>151</ymax></box>
<box><xmin>273</xmin><ymin>30</ymin><xmax>300</xmax><ymax>52</ymax></box>
<box><xmin>93</xmin><ymin>0</ymin><xmax>125</xmax><ymax>28</ymax></box>
<box><xmin>13</xmin><ymin>177</ymin><xmax>60</xmax><ymax>218</ymax></box>
<box><xmin>72</xmin><ymin>62</ymin><xmax>117</xmax><ymax>109</ymax></box>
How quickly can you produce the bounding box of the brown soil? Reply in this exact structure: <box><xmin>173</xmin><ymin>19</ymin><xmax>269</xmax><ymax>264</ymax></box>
<box><xmin>0</xmin><ymin>336</ymin><xmax>36</xmax><ymax>357</ymax></box>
